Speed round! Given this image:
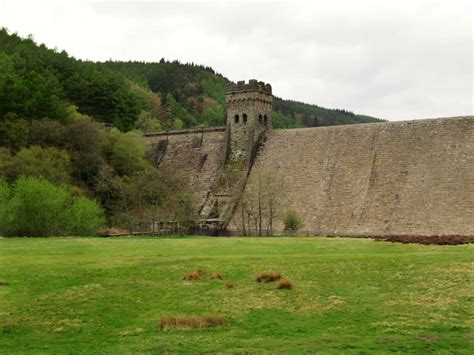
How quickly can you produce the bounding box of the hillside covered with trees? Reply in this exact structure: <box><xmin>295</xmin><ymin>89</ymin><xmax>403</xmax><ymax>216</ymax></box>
<box><xmin>0</xmin><ymin>28</ymin><xmax>382</xmax><ymax>236</ymax></box>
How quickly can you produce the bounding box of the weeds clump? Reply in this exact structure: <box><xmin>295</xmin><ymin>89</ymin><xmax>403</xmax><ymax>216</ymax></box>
<box><xmin>276</xmin><ymin>278</ymin><xmax>293</xmax><ymax>290</ymax></box>
<box><xmin>160</xmin><ymin>315</ymin><xmax>228</xmax><ymax>330</ymax></box>
<box><xmin>0</xmin><ymin>280</ymin><xmax>9</xmax><ymax>286</ymax></box>
<box><xmin>209</xmin><ymin>273</ymin><xmax>223</xmax><ymax>280</ymax></box>
<box><xmin>182</xmin><ymin>268</ymin><xmax>205</xmax><ymax>281</ymax></box>
<box><xmin>255</xmin><ymin>271</ymin><xmax>282</xmax><ymax>283</ymax></box>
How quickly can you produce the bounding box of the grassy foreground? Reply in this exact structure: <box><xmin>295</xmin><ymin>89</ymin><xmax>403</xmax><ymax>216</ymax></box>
<box><xmin>0</xmin><ymin>237</ymin><xmax>472</xmax><ymax>353</ymax></box>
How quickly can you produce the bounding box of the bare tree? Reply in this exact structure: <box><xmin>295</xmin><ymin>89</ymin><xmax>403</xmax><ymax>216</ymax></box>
<box><xmin>236</xmin><ymin>170</ymin><xmax>282</xmax><ymax>236</ymax></box>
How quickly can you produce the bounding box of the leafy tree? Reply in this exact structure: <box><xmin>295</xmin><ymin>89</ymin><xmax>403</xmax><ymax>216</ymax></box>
<box><xmin>134</xmin><ymin>110</ymin><xmax>162</xmax><ymax>132</ymax></box>
<box><xmin>63</xmin><ymin>118</ymin><xmax>105</xmax><ymax>185</ymax></box>
<box><xmin>165</xmin><ymin>93</ymin><xmax>196</xmax><ymax>127</ymax></box>
<box><xmin>28</xmin><ymin>119</ymin><xmax>66</xmax><ymax>147</ymax></box>
<box><xmin>0</xmin><ymin>113</ymin><xmax>29</xmax><ymax>152</ymax></box>
<box><xmin>0</xmin><ymin>176</ymin><xmax>104</xmax><ymax>237</ymax></box>
<box><xmin>272</xmin><ymin>111</ymin><xmax>300</xmax><ymax>129</ymax></box>
<box><xmin>3</xmin><ymin>176</ymin><xmax>70</xmax><ymax>236</ymax></box>
<box><xmin>3</xmin><ymin>146</ymin><xmax>71</xmax><ymax>184</ymax></box>
<box><xmin>110</xmin><ymin>131</ymin><xmax>150</xmax><ymax>176</ymax></box>
<box><xmin>68</xmin><ymin>196</ymin><xmax>105</xmax><ymax>236</ymax></box>
<box><xmin>200</xmin><ymin>104</ymin><xmax>225</xmax><ymax>127</ymax></box>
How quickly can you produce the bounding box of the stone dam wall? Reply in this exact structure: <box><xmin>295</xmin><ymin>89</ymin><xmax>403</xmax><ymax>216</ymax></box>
<box><xmin>239</xmin><ymin>116</ymin><xmax>474</xmax><ymax>236</ymax></box>
<box><xmin>146</xmin><ymin>116</ymin><xmax>474</xmax><ymax>236</ymax></box>
<box><xmin>145</xmin><ymin>127</ymin><xmax>226</xmax><ymax>213</ymax></box>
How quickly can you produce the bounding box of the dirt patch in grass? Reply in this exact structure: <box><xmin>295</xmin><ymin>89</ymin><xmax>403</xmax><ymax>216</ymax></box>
<box><xmin>160</xmin><ymin>315</ymin><xmax>228</xmax><ymax>330</ymax></box>
<box><xmin>255</xmin><ymin>271</ymin><xmax>282</xmax><ymax>283</ymax></box>
<box><xmin>372</xmin><ymin>235</ymin><xmax>474</xmax><ymax>245</ymax></box>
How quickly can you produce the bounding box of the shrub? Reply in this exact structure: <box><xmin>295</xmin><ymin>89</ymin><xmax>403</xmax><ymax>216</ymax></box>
<box><xmin>4</xmin><ymin>146</ymin><xmax>71</xmax><ymax>184</ymax></box>
<box><xmin>160</xmin><ymin>315</ymin><xmax>228</xmax><ymax>330</ymax></box>
<box><xmin>276</xmin><ymin>278</ymin><xmax>293</xmax><ymax>290</ymax></box>
<box><xmin>5</xmin><ymin>176</ymin><xmax>70</xmax><ymax>236</ymax></box>
<box><xmin>283</xmin><ymin>211</ymin><xmax>304</xmax><ymax>233</ymax></box>
<box><xmin>0</xmin><ymin>177</ymin><xmax>105</xmax><ymax>237</ymax></box>
<box><xmin>68</xmin><ymin>196</ymin><xmax>105</xmax><ymax>236</ymax></box>
<box><xmin>183</xmin><ymin>268</ymin><xmax>205</xmax><ymax>281</ymax></box>
<box><xmin>110</xmin><ymin>131</ymin><xmax>149</xmax><ymax>176</ymax></box>
<box><xmin>255</xmin><ymin>271</ymin><xmax>282</xmax><ymax>283</ymax></box>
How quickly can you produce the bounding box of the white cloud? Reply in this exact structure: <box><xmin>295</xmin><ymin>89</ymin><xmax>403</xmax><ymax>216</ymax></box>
<box><xmin>0</xmin><ymin>0</ymin><xmax>472</xmax><ymax>120</ymax></box>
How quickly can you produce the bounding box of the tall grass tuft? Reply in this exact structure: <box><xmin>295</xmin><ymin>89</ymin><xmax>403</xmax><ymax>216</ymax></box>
<box><xmin>160</xmin><ymin>315</ymin><xmax>228</xmax><ymax>330</ymax></box>
<box><xmin>209</xmin><ymin>272</ymin><xmax>223</xmax><ymax>280</ymax></box>
<box><xmin>255</xmin><ymin>271</ymin><xmax>282</xmax><ymax>283</ymax></box>
<box><xmin>182</xmin><ymin>268</ymin><xmax>205</xmax><ymax>281</ymax></box>
<box><xmin>276</xmin><ymin>278</ymin><xmax>293</xmax><ymax>289</ymax></box>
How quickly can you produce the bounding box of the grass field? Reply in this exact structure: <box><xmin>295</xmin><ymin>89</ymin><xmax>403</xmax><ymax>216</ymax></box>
<box><xmin>0</xmin><ymin>237</ymin><xmax>472</xmax><ymax>353</ymax></box>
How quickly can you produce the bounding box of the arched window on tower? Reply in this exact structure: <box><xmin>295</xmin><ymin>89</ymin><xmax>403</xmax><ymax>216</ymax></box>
<box><xmin>243</xmin><ymin>114</ymin><xmax>248</xmax><ymax>124</ymax></box>
<box><xmin>258</xmin><ymin>114</ymin><xmax>263</xmax><ymax>124</ymax></box>
<box><xmin>234</xmin><ymin>114</ymin><xmax>240</xmax><ymax>124</ymax></box>
<box><xmin>263</xmin><ymin>114</ymin><xmax>268</xmax><ymax>126</ymax></box>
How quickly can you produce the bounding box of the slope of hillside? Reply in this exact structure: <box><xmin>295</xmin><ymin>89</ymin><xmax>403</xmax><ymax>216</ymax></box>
<box><xmin>100</xmin><ymin>61</ymin><xmax>384</xmax><ymax>129</ymax></box>
<box><xmin>0</xmin><ymin>28</ymin><xmax>383</xmax><ymax>132</ymax></box>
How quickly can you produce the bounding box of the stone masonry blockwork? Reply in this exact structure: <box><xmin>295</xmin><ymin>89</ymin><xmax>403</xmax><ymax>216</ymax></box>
<box><xmin>240</xmin><ymin>116</ymin><xmax>474</xmax><ymax>236</ymax></box>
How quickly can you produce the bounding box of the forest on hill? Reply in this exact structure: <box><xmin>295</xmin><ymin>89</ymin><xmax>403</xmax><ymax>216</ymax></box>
<box><xmin>0</xmin><ymin>28</ymin><xmax>382</xmax><ymax>134</ymax></box>
<box><xmin>0</xmin><ymin>28</ymin><xmax>382</xmax><ymax>236</ymax></box>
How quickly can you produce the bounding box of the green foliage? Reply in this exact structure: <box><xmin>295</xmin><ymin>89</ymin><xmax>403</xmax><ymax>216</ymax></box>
<box><xmin>201</xmin><ymin>75</ymin><xmax>226</xmax><ymax>106</ymax></box>
<box><xmin>2</xmin><ymin>177</ymin><xmax>71</xmax><ymax>236</ymax></box>
<box><xmin>0</xmin><ymin>176</ymin><xmax>104</xmax><ymax>237</ymax></box>
<box><xmin>165</xmin><ymin>93</ymin><xmax>196</xmax><ymax>128</ymax></box>
<box><xmin>68</xmin><ymin>196</ymin><xmax>105</xmax><ymax>236</ymax></box>
<box><xmin>200</xmin><ymin>104</ymin><xmax>225</xmax><ymax>127</ymax></box>
<box><xmin>1</xmin><ymin>28</ymin><xmax>383</xmax><ymax>132</ymax></box>
<box><xmin>1</xmin><ymin>146</ymin><xmax>71</xmax><ymax>184</ymax></box>
<box><xmin>100</xmin><ymin>167</ymin><xmax>194</xmax><ymax>233</ymax></box>
<box><xmin>0</xmin><ymin>29</ymin><xmax>146</xmax><ymax>130</ymax></box>
<box><xmin>0</xmin><ymin>178</ymin><xmax>10</xmax><ymax>230</ymax></box>
<box><xmin>101</xmin><ymin>60</ymin><xmax>384</xmax><ymax>129</ymax></box>
<box><xmin>283</xmin><ymin>211</ymin><xmax>304</xmax><ymax>233</ymax></box>
<box><xmin>110</xmin><ymin>131</ymin><xmax>149</xmax><ymax>176</ymax></box>
<box><xmin>0</xmin><ymin>52</ymin><xmax>68</xmax><ymax>120</ymax></box>
<box><xmin>63</xmin><ymin>118</ymin><xmax>106</xmax><ymax>184</ymax></box>
<box><xmin>272</xmin><ymin>111</ymin><xmax>301</xmax><ymax>129</ymax></box>
<box><xmin>273</xmin><ymin>97</ymin><xmax>382</xmax><ymax>127</ymax></box>
<box><xmin>134</xmin><ymin>110</ymin><xmax>162</xmax><ymax>132</ymax></box>
<box><xmin>0</xmin><ymin>146</ymin><xmax>70</xmax><ymax>184</ymax></box>
<box><xmin>0</xmin><ymin>113</ymin><xmax>29</xmax><ymax>152</ymax></box>
<box><xmin>28</xmin><ymin>119</ymin><xmax>66</xmax><ymax>147</ymax></box>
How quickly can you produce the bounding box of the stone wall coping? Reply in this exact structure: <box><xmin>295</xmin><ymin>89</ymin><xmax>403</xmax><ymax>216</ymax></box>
<box><xmin>274</xmin><ymin>116</ymin><xmax>474</xmax><ymax>134</ymax></box>
<box><xmin>143</xmin><ymin>126</ymin><xmax>226</xmax><ymax>137</ymax></box>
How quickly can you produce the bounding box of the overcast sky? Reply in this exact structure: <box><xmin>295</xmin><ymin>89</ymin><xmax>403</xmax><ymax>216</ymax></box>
<box><xmin>1</xmin><ymin>0</ymin><xmax>472</xmax><ymax>120</ymax></box>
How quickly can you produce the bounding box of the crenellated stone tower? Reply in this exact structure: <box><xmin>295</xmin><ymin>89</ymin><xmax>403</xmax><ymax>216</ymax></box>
<box><xmin>199</xmin><ymin>79</ymin><xmax>273</xmax><ymax>227</ymax></box>
<box><xmin>226</xmin><ymin>80</ymin><xmax>272</xmax><ymax>165</ymax></box>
